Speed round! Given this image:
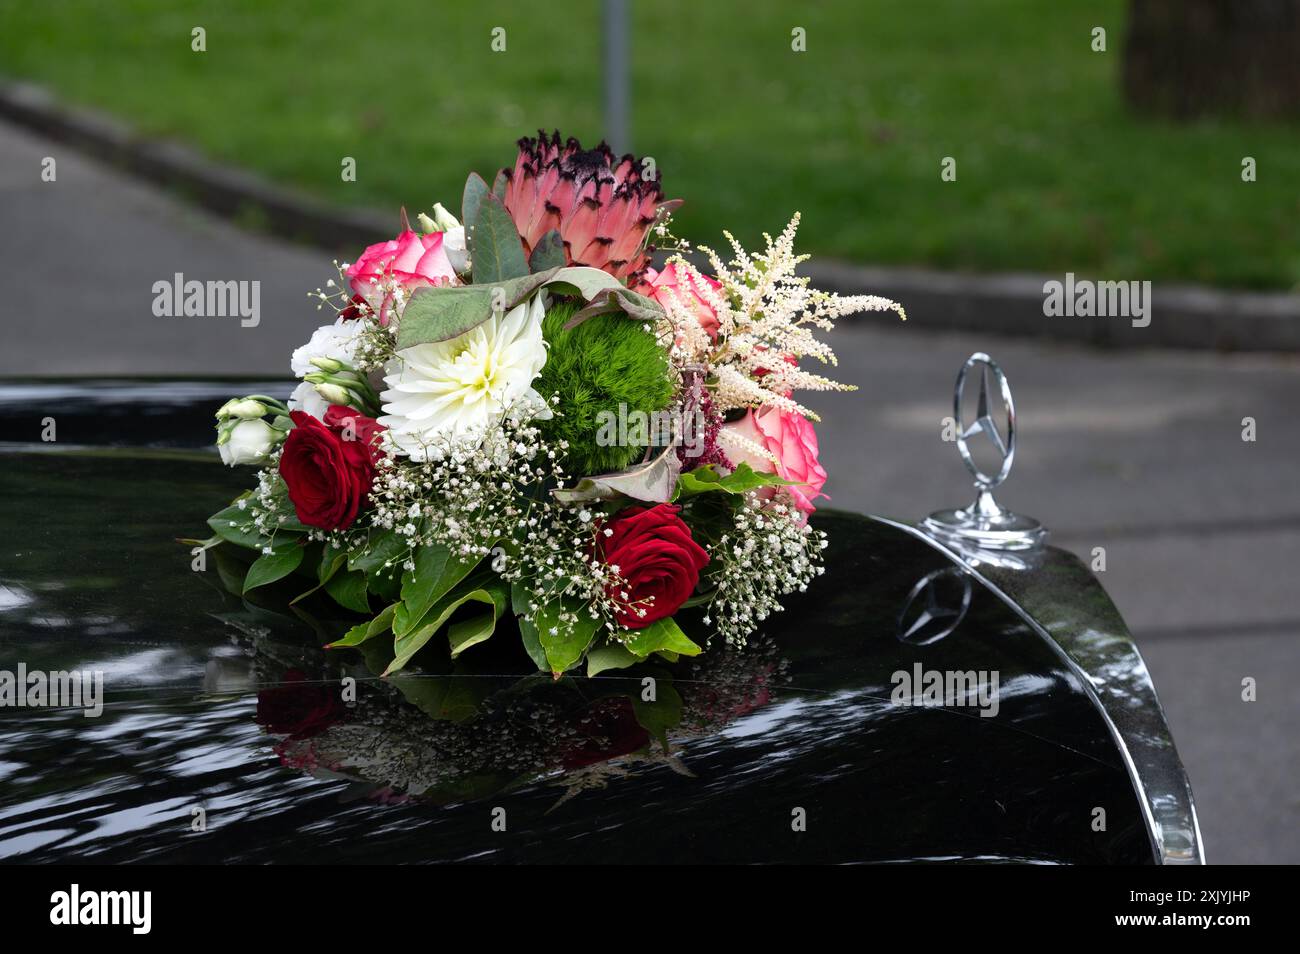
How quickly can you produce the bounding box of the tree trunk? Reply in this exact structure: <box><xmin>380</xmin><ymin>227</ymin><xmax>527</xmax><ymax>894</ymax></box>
<box><xmin>1123</xmin><ymin>0</ymin><xmax>1300</xmax><ymax>120</ymax></box>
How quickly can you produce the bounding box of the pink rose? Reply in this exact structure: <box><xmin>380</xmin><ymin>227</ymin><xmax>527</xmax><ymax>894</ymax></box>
<box><xmin>345</xmin><ymin>229</ymin><xmax>457</xmax><ymax>325</ymax></box>
<box><xmin>722</xmin><ymin>406</ymin><xmax>828</xmax><ymax>517</ymax></box>
<box><xmin>645</xmin><ymin>263</ymin><xmax>722</xmax><ymax>340</ymax></box>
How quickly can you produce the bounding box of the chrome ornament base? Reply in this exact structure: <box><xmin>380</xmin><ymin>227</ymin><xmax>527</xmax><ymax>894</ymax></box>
<box><xmin>920</xmin><ymin>352</ymin><xmax>1048</xmax><ymax>554</ymax></box>
<box><xmin>923</xmin><ymin>490</ymin><xmax>1048</xmax><ymax>552</ymax></box>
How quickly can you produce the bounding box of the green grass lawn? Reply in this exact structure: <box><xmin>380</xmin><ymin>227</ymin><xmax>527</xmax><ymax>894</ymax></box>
<box><xmin>4</xmin><ymin>0</ymin><xmax>1298</xmax><ymax>289</ymax></box>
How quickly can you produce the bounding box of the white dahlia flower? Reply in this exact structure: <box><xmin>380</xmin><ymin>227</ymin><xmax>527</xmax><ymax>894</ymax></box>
<box><xmin>379</xmin><ymin>293</ymin><xmax>549</xmax><ymax>458</ymax></box>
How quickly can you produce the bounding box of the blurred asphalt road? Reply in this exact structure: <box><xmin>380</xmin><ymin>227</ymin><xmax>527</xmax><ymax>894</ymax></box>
<box><xmin>3</xmin><ymin>120</ymin><xmax>1298</xmax><ymax>863</ymax></box>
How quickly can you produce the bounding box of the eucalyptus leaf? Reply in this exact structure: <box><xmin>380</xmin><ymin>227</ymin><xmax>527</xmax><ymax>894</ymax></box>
<box><xmin>461</xmin><ymin>172</ymin><xmax>489</xmax><ymax>239</ymax></box>
<box><xmin>395</xmin><ymin>271</ymin><xmax>552</xmax><ymax>349</ymax></box>
<box><xmin>544</xmin><ymin>265</ymin><xmax>625</xmax><ymax>300</ymax></box>
<box><xmin>529</xmin><ymin>229</ymin><xmax>565</xmax><ymax>272</ymax></box>
<box><xmin>565</xmin><ymin>286</ymin><xmax>665</xmax><ymax>329</ymax></box>
<box><xmin>552</xmin><ymin>441</ymin><xmax>682</xmax><ymax>504</ymax></box>
<box><xmin>395</xmin><ymin>265</ymin><xmax>628</xmax><ymax>351</ymax></box>
<box><xmin>470</xmin><ymin>192</ymin><xmax>529</xmax><ymax>284</ymax></box>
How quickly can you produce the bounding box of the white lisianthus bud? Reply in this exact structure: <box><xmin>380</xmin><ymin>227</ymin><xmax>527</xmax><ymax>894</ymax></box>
<box><xmin>314</xmin><ymin>382</ymin><xmax>353</xmax><ymax>406</ymax></box>
<box><xmin>431</xmin><ymin>202</ymin><xmax>461</xmax><ymax>231</ymax></box>
<box><xmin>224</xmin><ymin>400</ymin><xmax>267</xmax><ymax>421</ymax></box>
<box><xmin>416</xmin><ymin>212</ymin><xmax>439</xmax><ymax>234</ymax></box>
<box><xmin>217</xmin><ymin>397</ymin><xmax>269</xmax><ymax>421</ymax></box>
<box><xmin>218</xmin><ymin>419</ymin><xmax>280</xmax><ymax>466</ymax></box>
<box><xmin>309</xmin><ymin>355</ymin><xmax>345</xmax><ymax>374</ymax></box>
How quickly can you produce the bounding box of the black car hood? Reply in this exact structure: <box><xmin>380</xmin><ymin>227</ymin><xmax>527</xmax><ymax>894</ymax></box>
<box><xmin>0</xmin><ymin>437</ymin><xmax>1160</xmax><ymax>863</ymax></box>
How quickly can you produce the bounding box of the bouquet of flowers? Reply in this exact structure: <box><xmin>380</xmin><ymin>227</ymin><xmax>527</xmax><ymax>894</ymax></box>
<box><xmin>200</xmin><ymin>131</ymin><xmax>903</xmax><ymax>677</ymax></box>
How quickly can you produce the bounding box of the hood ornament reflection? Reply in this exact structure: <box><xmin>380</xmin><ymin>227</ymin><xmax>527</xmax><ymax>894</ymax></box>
<box><xmin>921</xmin><ymin>353</ymin><xmax>1048</xmax><ymax>552</ymax></box>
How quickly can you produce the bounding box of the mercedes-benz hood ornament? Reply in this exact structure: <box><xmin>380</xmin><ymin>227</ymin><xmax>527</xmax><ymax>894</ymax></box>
<box><xmin>921</xmin><ymin>352</ymin><xmax>1047</xmax><ymax>552</ymax></box>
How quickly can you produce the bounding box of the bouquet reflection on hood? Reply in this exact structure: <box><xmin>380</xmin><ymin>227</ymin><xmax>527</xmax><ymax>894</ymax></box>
<box><xmin>251</xmin><ymin>637</ymin><xmax>788</xmax><ymax>806</ymax></box>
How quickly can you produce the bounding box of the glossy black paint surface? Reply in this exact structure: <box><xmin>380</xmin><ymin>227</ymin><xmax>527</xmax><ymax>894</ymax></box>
<box><xmin>0</xmin><ymin>385</ymin><xmax>1156</xmax><ymax>864</ymax></box>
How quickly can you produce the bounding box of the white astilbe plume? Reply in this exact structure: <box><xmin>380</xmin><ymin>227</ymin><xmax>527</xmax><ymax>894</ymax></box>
<box><xmin>656</xmin><ymin>213</ymin><xmax>905</xmax><ymax>420</ymax></box>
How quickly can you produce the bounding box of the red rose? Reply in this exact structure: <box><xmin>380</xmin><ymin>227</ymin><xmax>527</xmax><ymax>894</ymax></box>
<box><xmin>279</xmin><ymin>407</ymin><xmax>385</xmax><ymax>530</ymax></box>
<box><xmin>599</xmin><ymin>503</ymin><xmax>709</xmax><ymax>629</ymax></box>
<box><xmin>322</xmin><ymin>404</ymin><xmax>386</xmax><ymax>456</ymax></box>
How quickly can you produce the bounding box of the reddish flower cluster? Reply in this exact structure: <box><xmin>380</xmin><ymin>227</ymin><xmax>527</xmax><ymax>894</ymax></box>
<box><xmin>501</xmin><ymin>130</ymin><xmax>673</xmax><ymax>287</ymax></box>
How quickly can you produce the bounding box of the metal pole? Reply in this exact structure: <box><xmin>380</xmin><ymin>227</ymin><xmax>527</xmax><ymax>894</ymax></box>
<box><xmin>602</xmin><ymin>0</ymin><xmax>630</xmax><ymax>153</ymax></box>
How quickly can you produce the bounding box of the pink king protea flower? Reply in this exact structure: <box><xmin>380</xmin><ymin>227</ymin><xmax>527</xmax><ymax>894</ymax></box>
<box><xmin>500</xmin><ymin>131</ymin><xmax>678</xmax><ymax>288</ymax></box>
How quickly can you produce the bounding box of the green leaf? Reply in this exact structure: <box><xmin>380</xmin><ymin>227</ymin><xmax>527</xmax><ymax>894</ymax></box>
<box><xmin>510</xmin><ymin>579</ymin><xmax>532</xmax><ymax>617</ymax></box>
<box><xmin>394</xmin><ymin>545</ymin><xmax>483</xmax><ymax>638</ymax></box>
<box><xmin>586</xmin><ymin>641</ymin><xmax>642</xmax><ymax>677</ymax></box>
<box><xmin>461</xmin><ymin>172</ymin><xmax>489</xmax><ymax>239</ymax></box>
<box><xmin>290</xmin><ymin>544</ymin><xmax>349</xmax><ymax>604</ymax></box>
<box><xmin>674</xmin><ymin>462</ymin><xmax>800</xmax><ymax>501</ymax></box>
<box><xmin>319</xmin><ymin>545</ymin><xmax>348</xmax><ymax>583</ymax></box>
<box><xmin>448</xmin><ymin>584</ymin><xmax>508</xmax><ymax>658</ymax></box>
<box><xmin>207</xmin><ymin>501</ymin><xmax>268</xmax><ymax>550</ymax></box>
<box><xmin>622</xmin><ymin>617</ymin><xmax>703</xmax><ymax>658</ymax></box>
<box><xmin>211</xmin><ymin>545</ymin><xmax>252</xmax><ymax>596</ymax></box>
<box><xmin>242</xmin><ymin>544</ymin><xmax>305</xmax><ymax>593</ymax></box>
<box><xmin>395</xmin><ymin>543</ymin><xmax>451</xmax><ymax>631</ymax></box>
<box><xmin>532</xmin><ymin>598</ymin><xmax>602</xmax><ymax>676</ymax></box>
<box><xmin>448</xmin><ymin>612</ymin><xmax>496</xmax><ymax>657</ymax></box>
<box><xmin>470</xmin><ymin>192</ymin><xmax>529</xmax><ymax>284</ymax></box>
<box><xmin>517</xmin><ymin>614</ymin><xmax>549</xmax><ymax>672</ymax></box>
<box><xmin>491</xmin><ymin>169</ymin><xmax>509</xmax><ymax>199</ymax></box>
<box><xmin>327</xmin><ymin>603</ymin><xmax>397</xmax><ymax>648</ymax></box>
<box><xmin>348</xmin><ymin>529</ymin><xmax>408</xmax><ymax>576</ymax></box>
<box><xmin>529</xmin><ymin>229</ymin><xmax>565</xmax><ymax>272</ymax></box>
<box><xmin>325</xmin><ymin>569</ymin><xmax>371</xmax><ymax>613</ymax></box>
<box><xmin>386</xmin><ymin>584</ymin><xmax>505</xmax><ymax>675</ymax></box>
